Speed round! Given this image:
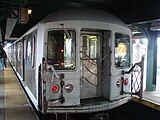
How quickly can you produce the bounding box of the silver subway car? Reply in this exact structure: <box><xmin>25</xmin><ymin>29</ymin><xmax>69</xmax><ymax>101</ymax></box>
<box><xmin>7</xmin><ymin>8</ymin><xmax>132</xmax><ymax>114</ymax></box>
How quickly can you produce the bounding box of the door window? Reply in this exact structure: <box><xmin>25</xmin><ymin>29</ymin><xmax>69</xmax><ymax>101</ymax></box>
<box><xmin>82</xmin><ymin>35</ymin><xmax>98</xmax><ymax>59</ymax></box>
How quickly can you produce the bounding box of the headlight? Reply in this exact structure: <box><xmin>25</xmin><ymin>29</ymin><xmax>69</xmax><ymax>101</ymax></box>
<box><xmin>65</xmin><ymin>84</ymin><xmax>73</xmax><ymax>93</ymax></box>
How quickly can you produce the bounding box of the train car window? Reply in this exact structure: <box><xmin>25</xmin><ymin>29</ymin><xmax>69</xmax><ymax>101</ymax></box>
<box><xmin>17</xmin><ymin>42</ymin><xmax>22</xmax><ymax>61</ymax></box>
<box><xmin>23</xmin><ymin>37</ymin><xmax>27</xmax><ymax>60</ymax></box>
<box><xmin>47</xmin><ymin>30</ymin><xmax>76</xmax><ymax>70</ymax></box>
<box><xmin>31</xmin><ymin>35</ymin><xmax>36</xmax><ymax>68</ymax></box>
<box><xmin>11</xmin><ymin>46</ymin><xmax>14</xmax><ymax>63</ymax></box>
<box><xmin>25</xmin><ymin>30</ymin><xmax>37</xmax><ymax>68</ymax></box>
<box><xmin>13</xmin><ymin>44</ymin><xmax>16</xmax><ymax>66</ymax></box>
<box><xmin>82</xmin><ymin>35</ymin><xmax>98</xmax><ymax>59</ymax></box>
<box><xmin>27</xmin><ymin>39</ymin><xmax>32</xmax><ymax>62</ymax></box>
<box><xmin>115</xmin><ymin>33</ymin><xmax>130</xmax><ymax>68</ymax></box>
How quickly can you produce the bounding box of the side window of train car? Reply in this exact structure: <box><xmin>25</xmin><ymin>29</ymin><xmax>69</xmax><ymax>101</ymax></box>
<box><xmin>115</xmin><ymin>33</ymin><xmax>130</xmax><ymax>68</ymax></box>
<box><xmin>10</xmin><ymin>46</ymin><xmax>12</xmax><ymax>61</ymax></box>
<box><xmin>13</xmin><ymin>44</ymin><xmax>16</xmax><ymax>66</ymax></box>
<box><xmin>31</xmin><ymin>35</ymin><xmax>36</xmax><ymax>68</ymax></box>
<box><xmin>26</xmin><ymin>35</ymin><xmax>32</xmax><ymax>63</ymax></box>
<box><xmin>25</xmin><ymin>30</ymin><xmax>37</xmax><ymax>68</ymax></box>
<box><xmin>17</xmin><ymin>42</ymin><xmax>22</xmax><ymax>61</ymax></box>
<box><xmin>47</xmin><ymin>29</ymin><xmax>76</xmax><ymax>70</ymax></box>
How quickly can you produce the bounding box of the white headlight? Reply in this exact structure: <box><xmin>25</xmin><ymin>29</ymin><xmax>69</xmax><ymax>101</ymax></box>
<box><xmin>65</xmin><ymin>84</ymin><xmax>73</xmax><ymax>93</ymax></box>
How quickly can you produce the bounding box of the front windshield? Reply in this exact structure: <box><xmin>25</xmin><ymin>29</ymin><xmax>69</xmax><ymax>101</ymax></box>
<box><xmin>115</xmin><ymin>33</ymin><xmax>130</xmax><ymax>68</ymax></box>
<box><xmin>47</xmin><ymin>29</ymin><xmax>76</xmax><ymax>70</ymax></box>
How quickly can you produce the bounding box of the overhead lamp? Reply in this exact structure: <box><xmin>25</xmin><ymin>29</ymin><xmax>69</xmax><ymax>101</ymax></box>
<box><xmin>19</xmin><ymin>7</ymin><xmax>32</xmax><ymax>24</ymax></box>
<box><xmin>27</xmin><ymin>9</ymin><xmax>32</xmax><ymax>14</ymax></box>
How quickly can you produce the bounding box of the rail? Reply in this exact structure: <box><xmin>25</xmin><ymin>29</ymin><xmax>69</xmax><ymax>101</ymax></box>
<box><xmin>82</xmin><ymin>73</ymin><xmax>111</xmax><ymax>87</ymax></box>
<box><xmin>80</xmin><ymin>51</ymin><xmax>110</xmax><ymax>67</ymax></box>
<box><xmin>81</xmin><ymin>50</ymin><xmax>111</xmax><ymax>86</ymax></box>
<box><xmin>84</xmin><ymin>64</ymin><xmax>110</xmax><ymax>76</ymax></box>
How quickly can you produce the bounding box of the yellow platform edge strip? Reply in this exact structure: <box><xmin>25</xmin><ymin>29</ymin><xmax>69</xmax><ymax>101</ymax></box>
<box><xmin>132</xmin><ymin>97</ymin><xmax>160</xmax><ymax>111</ymax></box>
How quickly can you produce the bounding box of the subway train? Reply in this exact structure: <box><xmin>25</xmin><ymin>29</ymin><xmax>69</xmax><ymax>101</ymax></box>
<box><xmin>7</xmin><ymin>8</ymin><xmax>132</xmax><ymax>114</ymax></box>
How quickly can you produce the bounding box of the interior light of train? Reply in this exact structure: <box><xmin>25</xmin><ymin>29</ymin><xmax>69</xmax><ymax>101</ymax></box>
<box><xmin>51</xmin><ymin>84</ymin><xmax>59</xmax><ymax>93</ymax></box>
<box><xmin>89</xmin><ymin>36</ymin><xmax>97</xmax><ymax>39</ymax></box>
<box><xmin>65</xmin><ymin>84</ymin><xmax>73</xmax><ymax>93</ymax></box>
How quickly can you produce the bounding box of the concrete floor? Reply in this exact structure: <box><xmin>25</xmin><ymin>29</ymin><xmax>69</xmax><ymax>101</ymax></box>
<box><xmin>0</xmin><ymin>66</ymin><xmax>37</xmax><ymax>120</ymax></box>
<box><xmin>142</xmin><ymin>75</ymin><xmax>160</xmax><ymax>105</ymax></box>
<box><xmin>0</xmin><ymin>70</ymin><xmax>5</xmax><ymax>120</ymax></box>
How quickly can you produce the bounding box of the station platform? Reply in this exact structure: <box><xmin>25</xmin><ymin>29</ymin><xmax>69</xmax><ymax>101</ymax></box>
<box><xmin>132</xmin><ymin>91</ymin><xmax>160</xmax><ymax>111</ymax></box>
<box><xmin>0</xmin><ymin>65</ymin><xmax>38</xmax><ymax>120</ymax></box>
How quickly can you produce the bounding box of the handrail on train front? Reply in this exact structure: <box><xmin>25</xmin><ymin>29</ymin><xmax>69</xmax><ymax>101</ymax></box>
<box><xmin>121</xmin><ymin>56</ymin><xmax>144</xmax><ymax>99</ymax></box>
<box><xmin>80</xmin><ymin>50</ymin><xmax>111</xmax><ymax>86</ymax></box>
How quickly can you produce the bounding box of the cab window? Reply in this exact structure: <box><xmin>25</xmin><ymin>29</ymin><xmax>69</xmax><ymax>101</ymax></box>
<box><xmin>115</xmin><ymin>33</ymin><xmax>130</xmax><ymax>68</ymax></box>
<box><xmin>47</xmin><ymin>29</ymin><xmax>76</xmax><ymax>70</ymax></box>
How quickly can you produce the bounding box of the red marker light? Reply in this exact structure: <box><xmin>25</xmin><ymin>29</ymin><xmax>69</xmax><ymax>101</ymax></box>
<box><xmin>61</xmin><ymin>49</ymin><xmax>64</xmax><ymax>52</ymax></box>
<box><xmin>51</xmin><ymin>84</ymin><xmax>59</xmax><ymax>93</ymax></box>
<box><xmin>61</xmin><ymin>62</ymin><xmax>64</xmax><ymax>66</ymax></box>
<box><xmin>123</xmin><ymin>78</ymin><xmax>129</xmax><ymax>86</ymax></box>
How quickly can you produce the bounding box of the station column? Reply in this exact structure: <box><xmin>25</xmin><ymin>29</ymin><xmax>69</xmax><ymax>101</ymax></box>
<box><xmin>146</xmin><ymin>31</ymin><xmax>158</xmax><ymax>91</ymax></box>
<box><xmin>139</xmin><ymin>25</ymin><xmax>158</xmax><ymax>91</ymax></box>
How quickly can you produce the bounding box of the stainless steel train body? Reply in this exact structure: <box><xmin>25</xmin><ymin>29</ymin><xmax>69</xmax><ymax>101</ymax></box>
<box><xmin>7</xmin><ymin>8</ymin><xmax>132</xmax><ymax>114</ymax></box>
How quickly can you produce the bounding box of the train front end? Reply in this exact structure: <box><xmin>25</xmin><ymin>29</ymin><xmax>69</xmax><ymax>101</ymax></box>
<box><xmin>39</xmin><ymin>9</ymin><xmax>132</xmax><ymax>114</ymax></box>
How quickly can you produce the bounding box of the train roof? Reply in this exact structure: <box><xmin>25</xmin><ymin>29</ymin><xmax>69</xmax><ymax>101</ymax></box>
<box><xmin>40</xmin><ymin>8</ymin><xmax>126</xmax><ymax>26</ymax></box>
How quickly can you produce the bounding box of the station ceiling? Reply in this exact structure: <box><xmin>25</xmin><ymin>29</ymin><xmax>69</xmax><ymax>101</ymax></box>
<box><xmin>0</xmin><ymin>0</ymin><xmax>160</xmax><ymax>42</ymax></box>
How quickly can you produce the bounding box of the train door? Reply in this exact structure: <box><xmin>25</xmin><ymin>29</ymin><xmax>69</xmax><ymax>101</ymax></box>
<box><xmin>17</xmin><ymin>41</ymin><xmax>23</xmax><ymax>76</ymax></box>
<box><xmin>21</xmin><ymin>39</ymin><xmax>24</xmax><ymax>78</ymax></box>
<box><xmin>80</xmin><ymin>32</ymin><xmax>100</xmax><ymax>99</ymax></box>
<box><xmin>15</xmin><ymin>43</ymin><xmax>18</xmax><ymax>70</ymax></box>
<box><xmin>23</xmin><ymin>36</ymin><xmax>27</xmax><ymax>81</ymax></box>
<box><xmin>24</xmin><ymin>34</ymin><xmax>32</xmax><ymax>84</ymax></box>
<box><xmin>24</xmin><ymin>31</ymin><xmax>37</xmax><ymax>97</ymax></box>
<box><xmin>80</xmin><ymin>30</ymin><xmax>111</xmax><ymax>99</ymax></box>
